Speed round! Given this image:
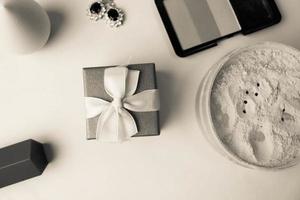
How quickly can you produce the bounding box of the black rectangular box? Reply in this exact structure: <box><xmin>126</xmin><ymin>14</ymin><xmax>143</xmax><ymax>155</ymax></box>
<box><xmin>0</xmin><ymin>140</ymin><xmax>48</xmax><ymax>188</ymax></box>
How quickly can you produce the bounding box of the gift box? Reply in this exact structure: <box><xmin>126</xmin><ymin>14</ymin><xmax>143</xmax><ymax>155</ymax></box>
<box><xmin>0</xmin><ymin>140</ymin><xmax>48</xmax><ymax>188</ymax></box>
<box><xmin>83</xmin><ymin>63</ymin><xmax>160</xmax><ymax>142</ymax></box>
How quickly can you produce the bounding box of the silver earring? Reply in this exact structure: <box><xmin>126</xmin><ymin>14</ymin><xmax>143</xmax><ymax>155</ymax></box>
<box><xmin>87</xmin><ymin>1</ymin><xmax>106</xmax><ymax>21</ymax></box>
<box><xmin>105</xmin><ymin>2</ymin><xmax>124</xmax><ymax>27</ymax></box>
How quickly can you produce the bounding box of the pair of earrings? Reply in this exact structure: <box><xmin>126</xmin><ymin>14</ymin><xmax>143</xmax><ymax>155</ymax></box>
<box><xmin>87</xmin><ymin>1</ymin><xmax>124</xmax><ymax>27</ymax></box>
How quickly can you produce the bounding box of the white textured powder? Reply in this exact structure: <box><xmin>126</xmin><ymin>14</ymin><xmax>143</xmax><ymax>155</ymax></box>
<box><xmin>211</xmin><ymin>44</ymin><xmax>300</xmax><ymax>168</ymax></box>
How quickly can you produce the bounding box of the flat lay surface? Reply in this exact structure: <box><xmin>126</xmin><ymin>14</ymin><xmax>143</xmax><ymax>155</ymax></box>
<box><xmin>1</xmin><ymin>0</ymin><xmax>300</xmax><ymax>199</ymax></box>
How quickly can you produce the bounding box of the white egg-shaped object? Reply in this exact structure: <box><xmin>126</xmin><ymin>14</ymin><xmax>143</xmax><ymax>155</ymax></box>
<box><xmin>0</xmin><ymin>0</ymin><xmax>51</xmax><ymax>54</ymax></box>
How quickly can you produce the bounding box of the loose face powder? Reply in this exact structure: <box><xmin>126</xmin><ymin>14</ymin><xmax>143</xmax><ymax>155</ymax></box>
<box><xmin>210</xmin><ymin>43</ymin><xmax>300</xmax><ymax>168</ymax></box>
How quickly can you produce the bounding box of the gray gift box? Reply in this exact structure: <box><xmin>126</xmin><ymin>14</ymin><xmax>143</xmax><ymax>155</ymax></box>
<box><xmin>83</xmin><ymin>63</ymin><xmax>160</xmax><ymax>140</ymax></box>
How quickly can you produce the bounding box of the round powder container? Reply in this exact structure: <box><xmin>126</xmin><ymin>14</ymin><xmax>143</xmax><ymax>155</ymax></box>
<box><xmin>198</xmin><ymin>42</ymin><xmax>300</xmax><ymax>170</ymax></box>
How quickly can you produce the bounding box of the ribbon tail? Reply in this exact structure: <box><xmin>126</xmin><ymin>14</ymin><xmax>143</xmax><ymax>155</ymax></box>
<box><xmin>96</xmin><ymin>106</ymin><xmax>119</xmax><ymax>142</ymax></box>
<box><xmin>117</xmin><ymin>108</ymin><xmax>138</xmax><ymax>141</ymax></box>
<box><xmin>96</xmin><ymin>106</ymin><xmax>138</xmax><ymax>142</ymax></box>
<box><xmin>123</xmin><ymin>89</ymin><xmax>160</xmax><ymax>112</ymax></box>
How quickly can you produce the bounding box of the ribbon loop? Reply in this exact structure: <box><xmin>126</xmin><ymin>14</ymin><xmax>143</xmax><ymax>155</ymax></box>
<box><xmin>104</xmin><ymin>66</ymin><xmax>128</xmax><ymax>98</ymax></box>
<box><xmin>124</xmin><ymin>89</ymin><xmax>160</xmax><ymax>112</ymax></box>
<box><xmin>85</xmin><ymin>66</ymin><xmax>159</xmax><ymax>142</ymax></box>
<box><xmin>85</xmin><ymin>97</ymin><xmax>110</xmax><ymax>119</ymax></box>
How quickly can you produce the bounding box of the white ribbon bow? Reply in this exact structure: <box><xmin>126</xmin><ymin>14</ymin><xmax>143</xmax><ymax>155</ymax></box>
<box><xmin>85</xmin><ymin>66</ymin><xmax>160</xmax><ymax>142</ymax></box>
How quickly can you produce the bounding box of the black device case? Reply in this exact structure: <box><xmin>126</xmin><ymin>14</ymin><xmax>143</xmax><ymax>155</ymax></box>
<box><xmin>155</xmin><ymin>0</ymin><xmax>281</xmax><ymax>57</ymax></box>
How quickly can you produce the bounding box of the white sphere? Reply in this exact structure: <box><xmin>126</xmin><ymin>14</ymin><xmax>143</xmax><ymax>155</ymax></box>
<box><xmin>0</xmin><ymin>0</ymin><xmax>51</xmax><ymax>54</ymax></box>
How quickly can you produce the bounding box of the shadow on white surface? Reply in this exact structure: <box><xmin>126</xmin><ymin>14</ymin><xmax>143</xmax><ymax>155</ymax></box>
<box><xmin>43</xmin><ymin>142</ymin><xmax>56</xmax><ymax>163</ymax></box>
<box><xmin>46</xmin><ymin>9</ymin><xmax>65</xmax><ymax>46</ymax></box>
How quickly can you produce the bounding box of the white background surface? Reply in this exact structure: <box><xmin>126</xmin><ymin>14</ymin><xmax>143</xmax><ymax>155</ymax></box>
<box><xmin>0</xmin><ymin>0</ymin><xmax>300</xmax><ymax>199</ymax></box>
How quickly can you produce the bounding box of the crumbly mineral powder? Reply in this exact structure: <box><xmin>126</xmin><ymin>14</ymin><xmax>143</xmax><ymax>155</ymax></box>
<box><xmin>211</xmin><ymin>44</ymin><xmax>300</xmax><ymax>168</ymax></box>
